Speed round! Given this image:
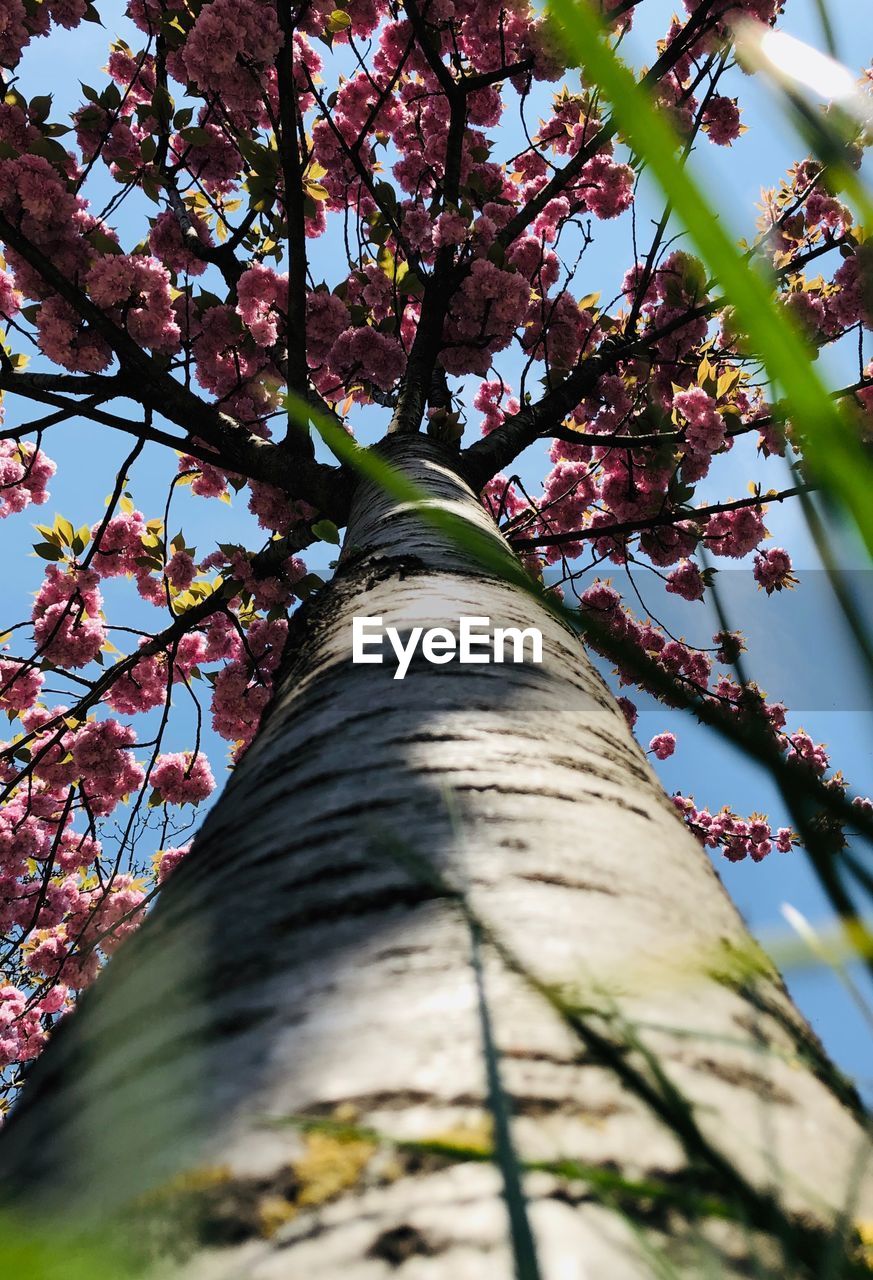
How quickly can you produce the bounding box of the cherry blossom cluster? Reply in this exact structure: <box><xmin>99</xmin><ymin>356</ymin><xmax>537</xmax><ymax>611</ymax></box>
<box><xmin>672</xmin><ymin>795</ymin><xmax>795</xmax><ymax>863</ymax></box>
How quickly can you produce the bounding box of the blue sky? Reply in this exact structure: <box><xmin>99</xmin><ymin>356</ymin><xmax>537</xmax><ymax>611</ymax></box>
<box><xmin>4</xmin><ymin>1</ymin><xmax>873</xmax><ymax>1098</ymax></box>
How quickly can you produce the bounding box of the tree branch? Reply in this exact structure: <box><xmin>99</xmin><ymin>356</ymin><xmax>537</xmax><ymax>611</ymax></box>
<box><xmin>0</xmin><ymin>212</ymin><xmax>351</xmax><ymax>517</ymax></box>
<box><xmin>0</xmin><ymin>519</ymin><xmax>322</xmax><ymax>790</ymax></box>
<box><xmin>0</xmin><ymin>379</ymin><xmax>235</xmax><ymax>467</ymax></box>
<box><xmin>495</xmin><ymin>0</ymin><xmax>722</xmax><ymax>252</ymax></box>
<box><xmin>275</xmin><ymin>0</ymin><xmax>310</xmax><ymax>407</ymax></box>
<box><xmin>461</xmin><ymin>350</ymin><xmax>611</xmax><ymax>488</ymax></box>
<box><xmin>507</xmin><ymin>484</ymin><xmax>814</xmax><ymax>549</ymax></box>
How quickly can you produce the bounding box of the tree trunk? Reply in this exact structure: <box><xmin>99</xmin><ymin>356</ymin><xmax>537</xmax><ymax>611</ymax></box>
<box><xmin>1</xmin><ymin>437</ymin><xmax>869</xmax><ymax>1278</ymax></box>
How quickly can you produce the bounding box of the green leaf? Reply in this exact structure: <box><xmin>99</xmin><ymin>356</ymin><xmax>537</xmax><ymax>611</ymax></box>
<box><xmin>33</xmin><ymin>542</ymin><xmax>65</xmax><ymax>561</ymax></box>
<box><xmin>88</xmin><ymin>228</ymin><xmax>122</xmax><ymax>256</ymax></box>
<box><xmin>28</xmin><ymin>137</ymin><xmax>71</xmax><ymax>169</ymax></box>
<box><xmin>717</xmin><ymin>369</ymin><xmax>741</xmax><ymax>400</ymax></box>
<box><xmin>376</xmin><ymin>244</ymin><xmax>395</xmax><ymax>277</ymax></box>
<box><xmin>311</xmin><ymin>518</ymin><xmax>340</xmax><ymax>545</ymax></box>
<box><xmin>54</xmin><ymin>515</ymin><xmax>75</xmax><ymax>546</ymax></box>
<box><xmin>373</xmin><ymin>180</ymin><xmax>398</xmax><ymax>210</ymax></box>
<box><xmin>327</xmin><ymin>9</ymin><xmax>352</xmax><ymax>32</ymax></box>
<box><xmin>29</xmin><ymin>94</ymin><xmax>52</xmax><ymax>123</ymax></box>
<box><xmin>180</xmin><ymin>127</ymin><xmax>213</xmax><ymax>146</ymax></box>
<box><xmin>294</xmin><ymin>573</ymin><xmax>326</xmax><ymax>598</ymax></box>
<box><xmin>76</xmin><ymin>104</ymin><xmax>105</xmax><ymax>130</ymax></box>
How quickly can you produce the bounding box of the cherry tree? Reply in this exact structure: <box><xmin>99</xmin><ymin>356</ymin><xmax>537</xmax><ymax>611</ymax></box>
<box><xmin>0</xmin><ymin>0</ymin><xmax>871</xmax><ymax>1274</ymax></box>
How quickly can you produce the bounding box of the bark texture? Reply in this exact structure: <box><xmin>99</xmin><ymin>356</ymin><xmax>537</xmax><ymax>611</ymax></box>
<box><xmin>0</xmin><ymin>437</ymin><xmax>869</xmax><ymax>1278</ymax></box>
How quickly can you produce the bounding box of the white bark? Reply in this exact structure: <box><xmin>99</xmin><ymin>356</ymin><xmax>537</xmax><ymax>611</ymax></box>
<box><xmin>0</xmin><ymin>437</ymin><xmax>869</xmax><ymax>1278</ymax></box>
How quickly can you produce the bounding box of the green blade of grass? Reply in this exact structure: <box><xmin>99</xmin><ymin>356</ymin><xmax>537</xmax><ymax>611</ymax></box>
<box><xmin>812</xmin><ymin>0</ymin><xmax>839</xmax><ymax>58</ymax></box>
<box><xmin>283</xmin><ymin>389</ymin><xmax>534</xmax><ymax>593</ymax></box>
<box><xmin>545</xmin><ymin>0</ymin><xmax>873</xmax><ymax>560</ymax></box>
<box><xmin>0</xmin><ymin>1220</ymin><xmax>136</xmax><ymax>1280</ymax></box>
<box><xmin>469</xmin><ymin>917</ymin><xmax>543</xmax><ymax>1280</ymax></box>
<box><xmin>285</xmin><ymin>389</ymin><xmax>873</xmax><ymax>959</ymax></box>
<box><xmin>287</xmin><ymin>385</ymin><xmax>873</xmax><ymax>834</ymax></box>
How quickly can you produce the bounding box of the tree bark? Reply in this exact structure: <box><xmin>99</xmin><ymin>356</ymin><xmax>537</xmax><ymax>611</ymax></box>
<box><xmin>0</xmin><ymin>437</ymin><xmax>869</xmax><ymax>1278</ymax></box>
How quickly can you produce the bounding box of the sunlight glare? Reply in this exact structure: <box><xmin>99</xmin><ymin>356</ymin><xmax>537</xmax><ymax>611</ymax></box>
<box><xmin>734</xmin><ymin>20</ymin><xmax>873</xmax><ymax>126</ymax></box>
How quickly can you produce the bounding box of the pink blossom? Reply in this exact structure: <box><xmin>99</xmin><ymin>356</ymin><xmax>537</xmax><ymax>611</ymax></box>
<box><xmin>328</xmin><ymin>326</ymin><xmax>405</xmax><ymax>393</ymax></box>
<box><xmin>247</xmin><ymin>481</ymin><xmax>296</xmax><ymax>534</ymax></box>
<box><xmin>537</xmin><ymin>459</ymin><xmax>597</xmax><ymax>562</ymax></box>
<box><xmin>0</xmin><ymin>1</ymin><xmax>30</xmax><ymax>68</ymax></box>
<box><xmin>666</xmin><ymin>560</ymin><xmax>705</xmax><ymax>602</ymax></box>
<box><xmin>32</xmin><ymin>566</ymin><xmax>105</xmax><ymax>669</ymax></box>
<box><xmin>433</xmin><ymin>210</ymin><xmax>469</xmax><ymax>249</ymax></box>
<box><xmin>0</xmin><ymin>985</ymin><xmax>45</xmax><ymax>1067</ymax></box>
<box><xmin>172</xmin><ymin>0</ymin><xmax>282</xmax><ymax>116</ymax></box>
<box><xmin>57</xmin><ymin>829</ymin><xmax>101</xmax><ymax>874</ymax></box>
<box><xmin>673</xmin><ymin>387</ymin><xmax>726</xmax><ymax>454</ymax></box>
<box><xmin>617</xmin><ymin>696</ymin><xmax>638</xmax><ymax>730</ymax></box>
<box><xmin>46</xmin><ymin>0</ymin><xmax>87</xmax><ymax>29</ymax></box>
<box><xmin>399</xmin><ymin>202</ymin><xmax>435</xmax><ymax>253</ymax></box>
<box><xmin>170</xmin><ymin>118</ymin><xmax>241</xmax><ymax>195</ymax></box>
<box><xmin>149</xmin><ymin>208</ymin><xmax>213</xmax><ymax>277</ymax></box>
<box><xmin>0</xmin><ymin>658</ymin><xmax>43</xmax><ymax>715</ymax></box>
<box><xmin>0</xmin><ymin>440</ymin><xmax>55</xmax><ymax>516</ymax></box>
<box><xmin>788</xmin><ymin>731</ymin><xmax>829</xmax><ymax>776</ymax></box>
<box><xmin>38</xmin><ymin>983</ymin><xmax>71</xmax><ymax>1016</ymax></box>
<box><xmin>156</xmin><ymin>844</ymin><xmax>191</xmax><ymax>883</ymax></box>
<box><xmin>806</xmin><ymin>191</ymin><xmax>851</xmax><ymax>237</ymax></box>
<box><xmin>829</xmin><ymin>255</ymin><xmax>873</xmax><ymax>332</ymax></box>
<box><xmin>649</xmin><ymin>732</ymin><xmax>676</xmax><ymax>760</ymax></box>
<box><xmin>753</xmin><ymin>547</ymin><xmax>796</xmax><ymax>594</ymax></box>
<box><xmin>523</xmin><ymin>291</ymin><xmax>597</xmax><ymax>370</ymax></box>
<box><xmin>473</xmin><ymin>380</ymin><xmax>520</xmax><ymax>436</ymax></box>
<box><xmin>86</xmin><ymin>254</ymin><xmax>180</xmax><ymax>353</ymax></box>
<box><xmin>577</xmin><ymin>154</ymin><xmax>634</xmax><ymax>220</ymax></box>
<box><xmin>88</xmin><ymin>875</ymin><xmax>146</xmax><ymax>956</ymax></box>
<box><xmin>442</xmin><ymin>259</ymin><xmax>531</xmax><ymax>376</ymax></box>
<box><xmin>90</xmin><ymin>509</ymin><xmax>147</xmax><ymax>578</ymax></box>
<box><xmin>704</xmin><ymin>506</ymin><xmax>767</xmax><ymax>559</ymax></box>
<box><xmin>237</xmin><ymin>263</ymin><xmax>287</xmax><ymax>347</ymax></box>
<box><xmin>481</xmin><ymin>472</ymin><xmax>526</xmax><ymax>522</ymax></box>
<box><xmin>638</xmin><ymin>520</ymin><xmax>699</xmax><ymax>568</ymax></box>
<box><xmin>702</xmin><ymin>96</ymin><xmax>742</xmax><ymax>146</ymax></box>
<box><xmin>71</xmin><ymin>718</ymin><xmax>145</xmax><ymax>815</ymax></box>
<box><xmin>0</xmin><ymin>267</ymin><xmax>20</xmax><ymax>318</ymax></box>
<box><xmin>36</xmin><ymin>296</ymin><xmax>112</xmax><ymax>373</ymax></box>
<box><xmin>211</xmin><ymin>618</ymin><xmax>287</xmax><ymax>747</ymax></box>
<box><xmin>194</xmin><ymin>306</ymin><xmax>268</xmax><ymax>397</ymax></box>
<box><xmin>165</xmin><ymin>551</ymin><xmax>197</xmax><ymax>590</ymax></box>
<box><xmin>173</xmin><ymin>632</ymin><xmax>209</xmax><ymax>681</ymax></box>
<box><xmin>151</xmin><ymin>751</ymin><xmax>215</xmax><ymax>806</ymax></box>
<box><xmin>105</xmin><ymin>652</ymin><xmax>168</xmax><ymax>714</ymax></box>
<box><xmin>306</xmin><ymin>290</ymin><xmax>351</xmax><ymax>365</ymax></box>
<box><xmin>783</xmin><ymin>289</ymin><xmax>825</xmax><ymax>342</ymax></box>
